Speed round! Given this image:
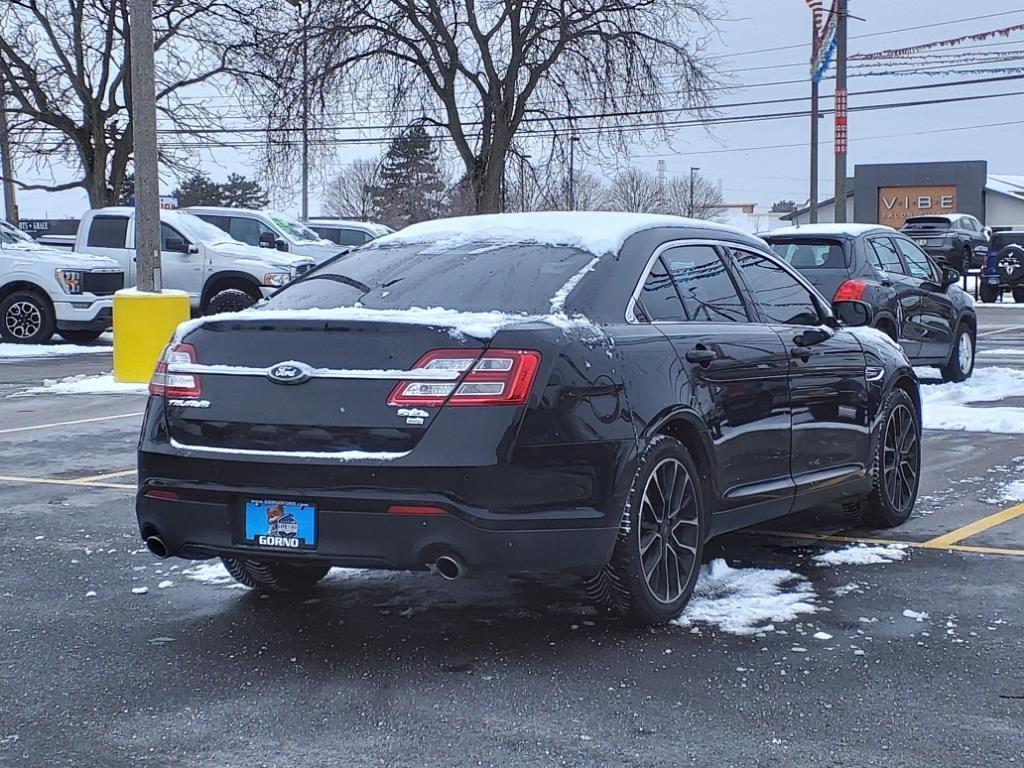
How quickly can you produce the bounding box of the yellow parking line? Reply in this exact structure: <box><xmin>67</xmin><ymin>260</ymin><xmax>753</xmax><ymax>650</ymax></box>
<box><xmin>0</xmin><ymin>474</ymin><xmax>134</xmax><ymax>490</ymax></box>
<box><xmin>752</xmin><ymin>529</ymin><xmax>1024</xmax><ymax>557</ymax></box>
<box><xmin>922</xmin><ymin>502</ymin><xmax>1024</xmax><ymax>548</ymax></box>
<box><xmin>0</xmin><ymin>412</ymin><xmax>144</xmax><ymax>435</ymax></box>
<box><xmin>947</xmin><ymin>544</ymin><xmax>1024</xmax><ymax>557</ymax></box>
<box><xmin>71</xmin><ymin>468</ymin><xmax>137</xmax><ymax>482</ymax></box>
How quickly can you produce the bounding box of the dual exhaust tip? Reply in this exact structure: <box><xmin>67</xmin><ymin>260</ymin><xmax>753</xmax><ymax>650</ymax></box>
<box><xmin>145</xmin><ymin>533</ymin><xmax>466</xmax><ymax>581</ymax></box>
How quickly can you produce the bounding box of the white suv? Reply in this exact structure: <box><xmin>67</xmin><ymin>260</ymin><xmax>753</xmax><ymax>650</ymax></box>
<box><xmin>186</xmin><ymin>207</ymin><xmax>346</xmax><ymax>263</ymax></box>
<box><xmin>1</xmin><ymin>219</ymin><xmax>124</xmax><ymax>344</ymax></box>
<box><xmin>75</xmin><ymin>208</ymin><xmax>316</xmax><ymax>314</ymax></box>
<box><xmin>308</xmin><ymin>218</ymin><xmax>393</xmax><ymax>248</ymax></box>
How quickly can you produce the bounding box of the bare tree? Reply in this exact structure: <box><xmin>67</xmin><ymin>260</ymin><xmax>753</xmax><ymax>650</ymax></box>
<box><xmin>606</xmin><ymin>168</ymin><xmax>663</xmax><ymax>213</ymax></box>
<box><xmin>0</xmin><ymin>0</ymin><xmax>259</xmax><ymax>207</ymax></box>
<box><xmin>323</xmin><ymin>159</ymin><xmax>382</xmax><ymax>220</ymax></box>
<box><xmin>662</xmin><ymin>173</ymin><xmax>726</xmax><ymax>221</ymax></box>
<box><xmin>255</xmin><ymin>0</ymin><xmax>718</xmax><ymax>214</ymax></box>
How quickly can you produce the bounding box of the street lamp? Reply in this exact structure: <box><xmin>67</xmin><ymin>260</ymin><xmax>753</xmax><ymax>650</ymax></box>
<box><xmin>285</xmin><ymin>0</ymin><xmax>309</xmax><ymax>221</ymax></box>
<box><xmin>689</xmin><ymin>166</ymin><xmax>700</xmax><ymax>218</ymax></box>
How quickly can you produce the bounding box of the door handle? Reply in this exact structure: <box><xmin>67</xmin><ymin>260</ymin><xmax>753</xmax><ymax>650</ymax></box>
<box><xmin>685</xmin><ymin>346</ymin><xmax>719</xmax><ymax>365</ymax></box>
<box><xmin>791</xmin><ymin>347</ymin><xmax>813</xmax><ymax>361</ymax></box>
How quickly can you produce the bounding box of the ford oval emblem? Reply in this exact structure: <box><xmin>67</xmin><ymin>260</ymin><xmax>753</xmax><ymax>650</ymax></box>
<box><xmin>267</xmin><ymin>361</ymin><xmax>313</xmax><ymax>385</ymax></box>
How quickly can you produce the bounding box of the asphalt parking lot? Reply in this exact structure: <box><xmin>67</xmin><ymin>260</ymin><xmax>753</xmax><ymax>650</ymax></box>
<box><xmin>2</xmin><ymin>306</ymin><xmax>1023</xmax><ymax>767</ymax></box>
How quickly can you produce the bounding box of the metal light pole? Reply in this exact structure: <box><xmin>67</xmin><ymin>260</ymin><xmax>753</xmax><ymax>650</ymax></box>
<box><xmin>128</xmin><ymin>0</ymin><xmax>161</xmax><ymax>292</ymax></box>
<box><xmin>689</xmin><ymin>166</ymin><xmax>700</xmax><ymax>218</ymax></box>
<box><xmin>833</xmin><ymin>0</ymin><xmax>848</xmax><ymax>223</ymax></box>
<box><xmin>286</xmin><ymin>0</ymin><xmax>309</xmax><ymax>221</ymax></box>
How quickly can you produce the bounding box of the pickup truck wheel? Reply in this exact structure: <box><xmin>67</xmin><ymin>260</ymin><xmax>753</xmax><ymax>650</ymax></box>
<box><xmin>1013</xmin><ymin>287</ymin><xmax>1024</xmax><ymax>304</ymax></box>
<box><xmin>206</xmin><ymin>287</ymin><xmax>258</xmax><ymax>315</ymax></box>
<box><xmin>978</xmin><ymin>281</ymin><xmax>1000</xmax><ymax>303</ymax></box>
<box><xmin>1</xmin><ymin>290</ymin><xmax>56</xmax><ymax>344</ymax></box>
<box><xmin>57</xmin><ymin>329</ymin><xmax>104</xmax><ymax>343</ymax></box>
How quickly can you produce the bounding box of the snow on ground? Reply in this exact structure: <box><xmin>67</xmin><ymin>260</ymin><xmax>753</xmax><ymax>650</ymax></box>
<box><xmin>988</xmin><ymin>479</ymin><xmax>1024</xmax><ymax>505</ymax></box>
<box><xmin>920</xmin><ymin>367</ymin><xmax>1024</xmax><ymax>434</ymax></box>
<box><xmin>814</xmin><ymin>544</ymin><xmax>908</xmax><ymax>566</ymax></box>
<box><xmin>13</xmin><ymin>373</ymin><xmax>148</xmax><ymax>396</ymax></box>
<box><xmin>977</xmin><ymin>348</ymin><xmax>1024</xmax><ymax>357</ymax></box>
<box><xmin>0</xmin><ymin>341</ymin><xmax>112</xmax><ymax>359</ymax></box>
<box><xmin>182</xmin><ymin>561</ymin><xmax>383</xmax><ymax>589</ymax></box>
<box><xmin>673</xmin><ymin>558</ymin><xmax>818</xmax><ymax>636</ymax></box>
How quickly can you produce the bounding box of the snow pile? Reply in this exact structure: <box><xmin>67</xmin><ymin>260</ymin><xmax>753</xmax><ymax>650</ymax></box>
<box><xmin>0</xmin><ymin>342</ymin><xmax>111</xmax><ymax>359</ymax></box>
<box><xmin>175</xmin><ymin>304</ymin><xmax>599</xmax><ymax>342</ymax></box>
<box><xmin>989</xmin><ymin>478</ymin><xmax>1024</xmax><ymax>504</ymax></box>
<box><xmin>14</xmin><ymin>373</ymin><xmax>148</xmax><ymax>396</ymax></box>
<box><xmin>673</xmin><ymin>558</ymin><xmax>818</xmax><ymax>635</ymax></box>
<box><xmin>368</xmin><ymin>211</ymin><xmax>752</xmax><ymax>257</ymax></box>
<box><xmin>182</xmin><ymin>561</ymin><xmax>241</xmax><ymax>587</ymax></box>
<box><xmin>814</xmin><ymin>543</ymin><xmax>908</xmax><ymax>566</ymax></box>
<box><xmin>920</xmin><ymin>367</ymin><xmax>1024</xmax><ymax>434</ymax></box>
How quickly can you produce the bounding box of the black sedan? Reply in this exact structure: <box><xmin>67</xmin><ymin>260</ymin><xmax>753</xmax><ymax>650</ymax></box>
<box><xmin>137</xmin><ymin>213</ymin><xmax>921</xmax><ymax>625</ymax></box>
<box><xmin>765</xmin><ymin>224</ymin><xmax>976</xmax><ymax>382</ymax></box>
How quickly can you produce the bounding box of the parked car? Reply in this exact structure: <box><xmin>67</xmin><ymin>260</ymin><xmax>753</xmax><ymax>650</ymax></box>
<box><xmin>186</xmin><ymin>207</ymin><xmax>345</xmax><ymax>263</ymax></box>
<box><xmin>76</xmin><ymin>208</ymin><xmax>315</xmax><ymax>314</ymax></box>
<box><xmin>979</xmin><ymin>229</ymin><xmax>1024</xmax><ymax>303</ymax></box>
<box><xmin>307</xmin><ymin>218</ymin><xmax>393</xmax><ymax>247</ymax></box>
<box><xmin>899</xmin><ymin>213</ymin><xmax>990</xmax><ymax>273</ymax></box>
<box><xmin>764</xmin><ymin>224</ymin><xmax>976</xmax><ymax>382</ymax></box>
<box><xmin>1</xmin><ymin>219</ymin><xmax>123</xmax><ymax>344</ymax></box>
<box><xmin>136</xmin><ymin>212</ymin><xmax>921</xmax><ymax>625</ymax></box>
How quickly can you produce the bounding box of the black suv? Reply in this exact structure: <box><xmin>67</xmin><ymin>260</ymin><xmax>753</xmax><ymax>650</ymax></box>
<box><xmin>899</xmin><ymin>214</ymin><xmax>990</xmax><ymax>273</ymax></box>
<box><xmin>764</xmin><ymin>224</ymin><xmax>977</xmax><ymax>382</ymax></box>
<box><xmin>980</xmin><ymin>229</ymin><xmax>1024</xmax><ymax>303</ymax></box>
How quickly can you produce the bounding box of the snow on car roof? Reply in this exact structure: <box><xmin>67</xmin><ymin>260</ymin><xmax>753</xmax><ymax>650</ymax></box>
<box><xmin>369</xmin><ymin>212</ymin><xmax>756</xmax><ymax>256</ymax></box>
<box><xmin>764</xmin><ymin>223</ymin><xmax>892</xmax><ymax>238</ymax></box>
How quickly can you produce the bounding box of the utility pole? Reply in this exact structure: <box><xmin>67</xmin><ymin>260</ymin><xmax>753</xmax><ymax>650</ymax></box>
<box><xmin>689</xmin><ymin>166</ymin><xmax>700</xmax><ymax>218</ymax></box>
<box><xmin>809</xmin><ymin>13</ymin><xmax>819</xmax><ymax>224</ymax></box>
<box><xmin>0</xmin><ymin>100</ymin><xmax>18</xmax><ymax>226</ymax></box>
<box><xmin>833</xmin><ymin>0</ymin><xmax>848</xmax><ymax>223</ymax></box>
<box><xmin>567</xmin><ymin>134</ymin><xmax>579</xmax><ymax>209</ymax></box>
<box><xmin>518</xmin><ymin>154</ymin><xmax>531</xmax><ymax>212</ymax></box>
<box><xmin>129</xmin><ymin>0</ymin><xmax>161</xmax><ymax>292</ymax></box>
<box><xmin>286</xmin><ymin>0</ymin><xmax>310</xmax><ymax>220</ymax></box>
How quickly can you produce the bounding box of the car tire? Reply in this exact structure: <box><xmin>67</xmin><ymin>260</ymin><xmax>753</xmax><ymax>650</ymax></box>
<box><xmin>205</xmin><ymin>287</ymin><xmax>259</xmax><ymax>315</ymax></box>
<box><xmin>221</xmin><ymin>557</ymin><xmax>330</xmax><ymax>593</ymax></box>
<box><xmin>585</xmin><ymin>435</ymin><xmax>705</xmax><ymax>626</ymax></box>
<box><xmin>57</xmin><ymin>329</ymin><xmax>104</xmax><ymax>343</ymax></box>
<box><xmin>978</xmin><ymin>281</ymin><xmax>1000</xmax><ymax>303</ymax></box>
<box><xmin>939</xmin><ymin>323</ymin><xmax>975</xmax><ymax>383</ymax></box>
<box><xmin>0</xmin><ymin>290</ymin><xmax>56</xmax><ymax>344</ymax></box>
<box><xmin>857</xmin><ymin>387</ymin><xmax>921</xmax><ymax>529</ymax></box>
<box><xmin>1013</xmin><ymin>287</ymin><xmax>1024</xmax><ymax>304</ymax></box>
<box><xmin>960</xmin><ymin>245</ymin><xmax>972</xmax><ymax>275</ymax></box>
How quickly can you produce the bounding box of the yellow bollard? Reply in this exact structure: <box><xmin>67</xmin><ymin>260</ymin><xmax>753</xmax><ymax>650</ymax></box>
<box><xmin>112</xmin><ymin>289</ymin><xmax>191</xmax><ymax>384</ymax></box>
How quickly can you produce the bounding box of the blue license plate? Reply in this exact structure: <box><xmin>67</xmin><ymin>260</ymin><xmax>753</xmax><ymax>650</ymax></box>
<box><xmin>244</xmin><ymin>499</ymin><xmax>317</xmax><ymax>550</ymax></box>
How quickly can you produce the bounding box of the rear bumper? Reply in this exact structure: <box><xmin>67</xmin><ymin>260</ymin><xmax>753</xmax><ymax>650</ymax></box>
<box><xmin>135</xmin><ymin>446</ymin><xmax>631</xmax><ymax>575</ymax></box>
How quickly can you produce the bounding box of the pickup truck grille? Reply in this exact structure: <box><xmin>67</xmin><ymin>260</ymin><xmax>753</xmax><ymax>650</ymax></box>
<box><xmin>295</xmin><ymin>263</ymin><xmax>313</xmax><ymax>276</ymax></box>
<box><xmin>82</xmin><ymin>272</ymin><xmax>125</xmax><ymax>296</ymax></box>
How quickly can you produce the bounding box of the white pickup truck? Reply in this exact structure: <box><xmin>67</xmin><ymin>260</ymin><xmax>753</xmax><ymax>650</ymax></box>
<box><xmin>75</xmin><ymin>208</ymin><xmax>316</xmax><ymax>313</ymax></box>
<box><xmin>1</xmin><ymin>219</ymin><xmax>124</xmax><ymax>344</ymax></box>
<box><xmin>186</xmin><ymin>206</ymin><xmax>346</xmax><ymax>263</ymax></box>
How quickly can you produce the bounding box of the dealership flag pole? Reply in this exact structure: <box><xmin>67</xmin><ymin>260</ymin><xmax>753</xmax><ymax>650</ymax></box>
<box><xmin>833</xmin><ymin>0</ymin><xmax>848</xmax><ymax>223</ymax></box>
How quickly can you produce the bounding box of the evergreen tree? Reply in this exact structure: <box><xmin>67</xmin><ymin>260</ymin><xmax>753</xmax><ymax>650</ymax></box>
<box><xmin>370</xmin><ymin>124</ymin><xmax>447</xmax><ymax>228</ymax></box>
<box><xmin>220</xmin><ymin>173</ymin><xmax>270</xmax><ymax>209</ymax></box>
<box><xmin>172</xmin><ymin>173</ymin><xmax>223</xmax><ymax>207</ymax></box>
<box><xmin>117</xmin><ymin>172</ymin><xmax>135</xmax><ymax>205</ymax></box>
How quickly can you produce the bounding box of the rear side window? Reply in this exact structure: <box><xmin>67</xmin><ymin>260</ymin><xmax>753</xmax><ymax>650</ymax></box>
<box><xmin>768</xmin><ymin>239</ymin><xmax>847</xmax><ymax>270</ymax></box>
<box><xmin>731</xmin><ymin>250</ymin><xmax>821</xmax><ymax>326</ymax></box>
<box><xmin>638</xmin><ymin>256</ymin><xmax>686</xmax><ymax>321</ymax></box>
<box><xmin>867</xmin><ymin>237</ymin><xmax>906</xmax><ymax>275</ymax></box>
<box><xmin>661</xmin><ymin>245</ymin><xmax>748</xmax><ymax>322</ymax></box>
<box><xmin>313</xmin><ymin>227</ymin><xmax>371</xmax><ymax>246</ymax></box>
<box><xmin>86</xmin><ymin>216</ymin><xmax>129</xmax><ymax>248</ymax></box>
<box><xmin>268</xmin><ymin>241</ymin><xmax>599</xmax><ymax>315</ymax></box>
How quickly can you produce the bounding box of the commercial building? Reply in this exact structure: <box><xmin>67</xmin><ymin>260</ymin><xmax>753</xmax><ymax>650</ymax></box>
<box><xmin>785</xmin><ymin>161</ymin><xmax>1024</xmax><ymax>228</ymax></box>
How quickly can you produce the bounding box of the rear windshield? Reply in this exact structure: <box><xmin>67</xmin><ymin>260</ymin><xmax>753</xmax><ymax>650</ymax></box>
<box><xmin>264</xmin><ymin>241</ymin><xmax>597</xmax><ymax>314</ymax></box>
<box><xmin>902</xmin><ymin>217</ymin><xmax>951</xmax><ymax>230</ymax></box>
<box><xmin>993</xmin><ymin>232</ymin><xmax>1024</xmax><ymax>249</ymax></box>
<box><xmin>766</xmin><ymin>238</ymin><xmax>848</xmax><ymax>269</ymax></box>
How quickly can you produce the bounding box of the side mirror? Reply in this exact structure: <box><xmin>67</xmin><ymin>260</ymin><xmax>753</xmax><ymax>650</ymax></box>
<box><xmin>164</xmin><ymin>237</ymin><xmax>189</xmax><ymax>253</ymax></box>
<box><xmin>983</xmin><ymin>227</ymin><xmax>993</xmax><ymax>241</ymax></box>
<box><xmin>832</xmin><ymin>299</ymin><xmax>872</xmax><ymax>327</ymax></box>
<box><xmin>276</xmin><ymin>238</ymin><xmax>288</xmax><ymax>252</ymax></box>
<box><xmin>258</xmin><ymin>231</ymin><xmax>277</xmax><ymax>249</ymax></box>
<box><xmin>942</xmin><ymin>267</ymin><xmax>960</xmax><ymax>288</ymax></box>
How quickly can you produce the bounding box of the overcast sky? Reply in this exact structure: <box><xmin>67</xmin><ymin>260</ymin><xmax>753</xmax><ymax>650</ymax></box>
<box><xmin>10</xmin><ymin>0</ymin><xmax>1024</xmax><ymax>219</ymax></box>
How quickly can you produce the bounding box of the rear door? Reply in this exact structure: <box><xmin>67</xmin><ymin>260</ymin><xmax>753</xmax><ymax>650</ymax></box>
<box><xmin>866</xmin><ymin>235</ymin><xmax>921</xmax><ymax>359</ymax></box>
<box><xmin>635</xmin><ymin>243</ymin><xmax>793</xmax><ymax>516</ymax></box>
<box><xmin>891</xmin><ymin>236</ymin><xmax>957</xmax><ymax>359</ymax></box>
<box><xmin>729</xmin><ymin>248</ymin><xmax>869</xmax><ymax>492</ymax></box>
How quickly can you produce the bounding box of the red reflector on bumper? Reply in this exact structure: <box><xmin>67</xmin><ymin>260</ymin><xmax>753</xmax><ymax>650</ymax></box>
<box><xmin>387</xmin><ymin>505</ymin><xmax>447</xmax><ymax>516</ymax></box>
<box><xmin>145</xmin><ymin>490</ymin><xmax>179</xmax><ymax>500</ymax></box>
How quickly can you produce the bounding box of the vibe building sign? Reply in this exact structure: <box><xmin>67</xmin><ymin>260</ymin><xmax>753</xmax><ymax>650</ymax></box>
<box><xmin>878</xmin><ymin>186</ymin><xmax>957</xmax><ymax>224</ymax></box>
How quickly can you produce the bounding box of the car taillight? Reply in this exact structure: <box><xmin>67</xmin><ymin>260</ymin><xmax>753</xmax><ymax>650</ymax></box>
<box><xmin>833</xmin><ymin>279</ymin><xmax>867</xmax><ymax>302</ymax></box>
<box><xmin>388</xmin><ymin>349</ymin><xmax>542</xmax><ymax>407</ymax></box>
<box><xmin>149</xmin><ymin>342</ymin><xmax>201</xmax><ymax>398</ymax></box>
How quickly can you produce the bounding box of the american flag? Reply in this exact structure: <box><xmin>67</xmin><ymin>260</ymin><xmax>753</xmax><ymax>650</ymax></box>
<box><xmin>805</xmin><ymin>0</ymin><xmax>824</xmax><ymax>31</ymax></box>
